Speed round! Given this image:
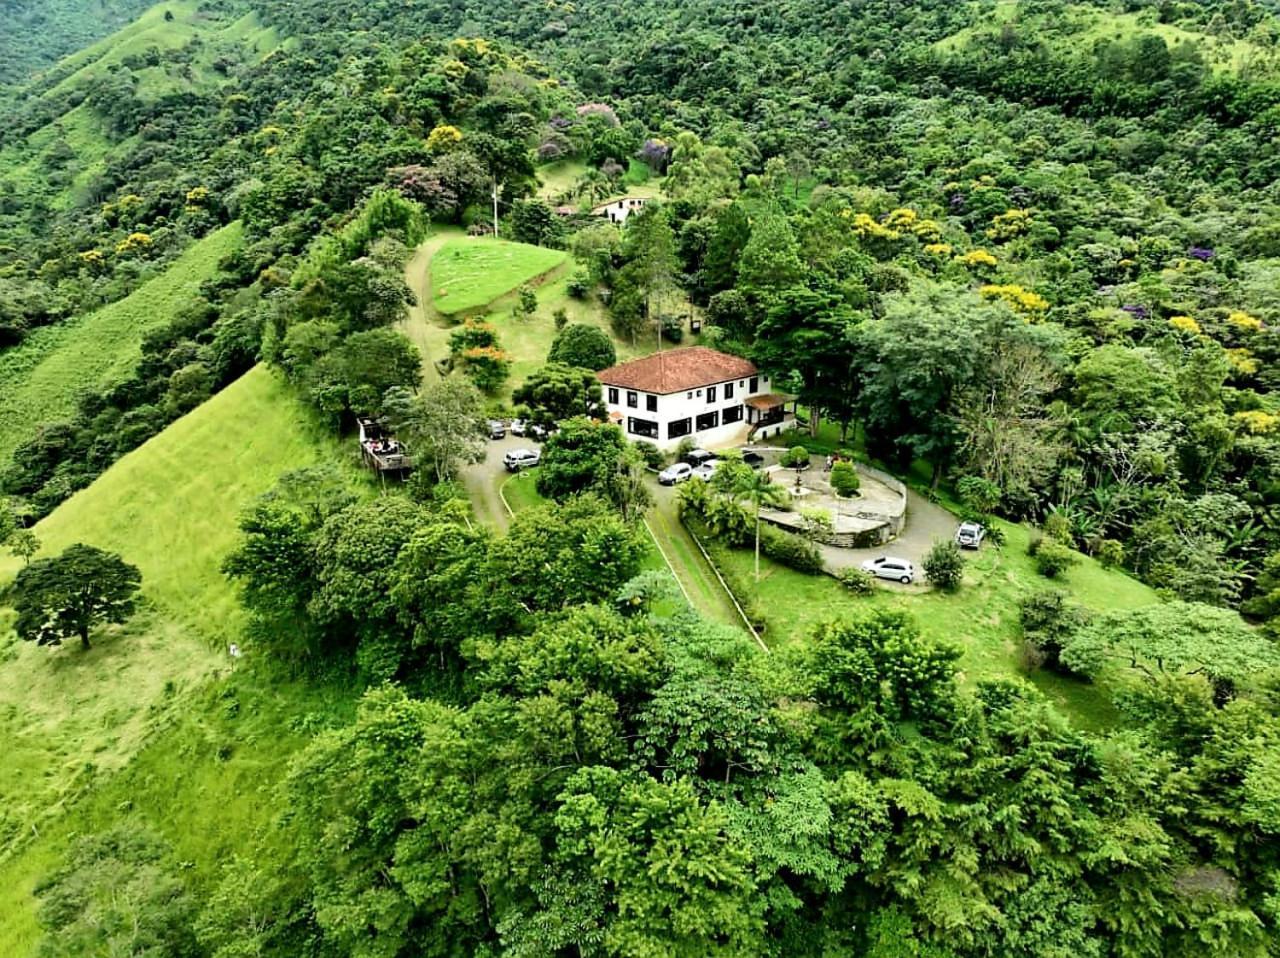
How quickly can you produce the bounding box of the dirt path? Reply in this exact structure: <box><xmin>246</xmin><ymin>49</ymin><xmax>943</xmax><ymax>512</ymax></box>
<box><xmin>399</xmin><ymin>232</ymin><xmax>456</xmax><ymax>383</ymax></box>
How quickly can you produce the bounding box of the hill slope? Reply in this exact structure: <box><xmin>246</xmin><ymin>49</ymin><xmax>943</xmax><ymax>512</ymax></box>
<box><xmin>0</xmin><ymin>221</ymin><xmax>244</xmax><ymax>462</ymax></box>
<box><xmin>0</xmin><ymin>364</ymin><xmax>346</xmax><ymax>870</ymax></box>
<box><xmin>0</xmin><ymin>0</ymin><xmax>155</xmax><ymax>87</ymax></box>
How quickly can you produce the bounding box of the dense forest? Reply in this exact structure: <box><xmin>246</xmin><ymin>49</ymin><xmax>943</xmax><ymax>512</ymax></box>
<box><xmin>2</xmin><ymin>0</ymin><xmax>1280</xmax><ymax>954</ymax></box>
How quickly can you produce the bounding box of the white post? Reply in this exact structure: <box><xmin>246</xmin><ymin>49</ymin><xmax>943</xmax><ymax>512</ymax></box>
<box><xmin>492</xmin><ymin>179</ymin><xmax>500</xmax><ymax>238</ymax></box>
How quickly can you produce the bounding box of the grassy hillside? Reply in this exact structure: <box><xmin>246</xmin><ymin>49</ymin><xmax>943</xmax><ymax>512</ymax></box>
<box><xmin>0</xmin><ymin>365</ymin><xmax>347</xmax><ymax>874</ymax></box>
<box><xmin>0</xmin><ymin>0</ymin><xmax>154</xmax><ymax>87</ymax></box>
<box><xmin>0</xmin><ymin>221</ymin><xmax>243</xmax><ymax>462</ymax></box>
<box><xmin>431</xmin><ymin>237</ymin><xmax>567</xmax><ymax>316</ymax></box>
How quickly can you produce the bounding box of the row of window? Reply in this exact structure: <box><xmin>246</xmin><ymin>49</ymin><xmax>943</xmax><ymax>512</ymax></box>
<box><xmin>627</xmin><ymin>405</ymin><xmax>744</xmax><ymax>440</ymax></box>
<box><xmin>607</xmin><ymin>378</ymin><xmax>760</xmax><ymax>411</ymax></box>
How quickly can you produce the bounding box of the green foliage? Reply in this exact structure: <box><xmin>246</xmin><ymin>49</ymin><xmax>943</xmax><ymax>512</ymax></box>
<box><xmin>781</xmin><ymin>445</ymin><xmax>810</xmax><ymax>469</ymax></box>
<box><xmin>512</xmin><ymin>362</ymin><xmax>605</xmax><ymax>429</ymax></box>
<box><xmin>759</xmin><ymin>523</ymin><xmax>825</xmax><ymax>575</ymax></box>
<box><xmin>384</xmin><ymin>378</ymin><xmax>488</xmax><ymax>483</ymax></box>
<box><xmin>537</xmin><ymin>417</ymin><xmax>628</xmax><ymax>501</ymax></box>
<box><xmin>14</xmin><ymin>543</ymin><xmax>141</xmax><ymax>650</ymax></box>
<box><xmin>1033</xmin><ymin>539</ymin><xmax>1078</xmax><ymax>579</ymax></box>
<box><xmin>33</xmin><ymin>825</ymin><xmax>199</xmax><ymax>958</ymax></box>
<box><xmin>830</xmin><ymin>460</ymin><xmax>861</xmax><ymax>497</ymax></box>
<box><xmin>922</xmin><ymin>540</ymin><xmax>964</xmax><ymax>591</ymax></box>
<box><xmin>548</xmin><ymin>322</ymin><xmax>617</xmax><ymax>371</ymax></box>
<box><xmin>837</xmin><ymin>566</ymin><xmax>876</xmax><ymax>595</ymax></box>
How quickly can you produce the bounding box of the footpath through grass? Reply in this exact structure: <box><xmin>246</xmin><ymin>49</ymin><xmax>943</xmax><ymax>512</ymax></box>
<box><xmin>0</xmin><ymin>221</ymin><xmax>244</xmax><ymax>462</ymax></box>
<box><xmin>431</xmin><ymin>237</ymin><xmax>566</xmax><ymax>316</ymax></box>
<box><xmin>0</xmin><ymin>365</ymin><xmax>348</xmax><ymax>901</ymax></box>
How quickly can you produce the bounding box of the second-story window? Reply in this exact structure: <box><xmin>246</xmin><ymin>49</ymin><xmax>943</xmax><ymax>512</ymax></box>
<box><xmin>749</xmin><ymin>376</ymin><xmax>759</xmax><ymax>393</ymax></box>
<box><xmin>607</xmin><ymin>387</ymin><xmax>619</xmax><ymax>404</ymax></box>
<box><xmin>646</xmin><ymin>394</ymin><xmax>657</xmax><ymax>412</ymax></box>
<box><xmin>707</xmin><ymin>385</ymin><xmax>717</xmax><ymax>403</ymax></box>
<box><xmin>724</xmin><ymin>382</ymin><xmax>734</xmax><ymax>400</ymax></box>
<box><xmin>626</xmin><ymin>391</ymin><xmax>638</xmax><ymax>408</ymax></box>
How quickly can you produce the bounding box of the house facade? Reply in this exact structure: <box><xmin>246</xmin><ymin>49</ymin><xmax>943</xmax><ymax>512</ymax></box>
<box><xmin>592</xmin><ymin>196</ymin><xmax>648</xmax><ymax>225</ymax></box>
<box><xmin>597</xmin><ymin>346</ymin><xmax>798</xmax><ymax>451</ymax></box>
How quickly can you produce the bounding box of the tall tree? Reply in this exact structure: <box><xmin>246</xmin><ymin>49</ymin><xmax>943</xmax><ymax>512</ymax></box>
<box><xmin>14</xmin><ymin>544</ymin><xmax>142</xmax><ymax>651</ymax></box>
<box><xmin>384</xmin><ymin>378</ymin><xmax>487</xmax><ymax>483</ymax></box>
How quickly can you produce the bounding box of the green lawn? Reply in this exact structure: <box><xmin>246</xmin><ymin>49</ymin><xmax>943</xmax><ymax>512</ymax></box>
<box><xmin>430</xmin><ymin>237</ymin><xmax>567</xmax><ymax>316</ymax></box>
<box><xmin>0</xmin><ymin>222</ymin><xmax>244</xmax><ymax>462</ymax></box>
<box><xmin>0</xmin><ymin>365</ymin><xmax>348</xmax><ymax>878</ymax></box>
<box><xmin>536</xmin><ymin>159</ymin><xmax>589</xmax><ymax>199</ymax></box>
<box><xmin>709</xmin><ymin>517</ymin><xmax>1156</xmax><ymax>729</ymax></box>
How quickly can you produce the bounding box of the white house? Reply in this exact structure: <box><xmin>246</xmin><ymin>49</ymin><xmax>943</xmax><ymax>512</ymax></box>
<box><xmin>592</xmin><ymin>195</ymin><xmax>648</xmax><ymax>225</ymax></box>
<box><xmin>597</xmin><ymin>346</ymin><xmax>799</xmax><ymax>451</ymax></box>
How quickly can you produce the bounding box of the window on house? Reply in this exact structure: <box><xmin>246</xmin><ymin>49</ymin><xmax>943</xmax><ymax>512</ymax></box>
<box><xmin>749</xmin><ymin>376</ymin><xmax>759</xmax><ymax>393</ymax></box>
<box><xmin>706</xmin><ymin>385</ymin><xmax>717</xmax><ymax>403</ymax></box>
<box><xmin>696</xmin><ymin>389</ymin><xmax>702</xmax><ymax>397</ymax></box>
<box><xmin>628</xmin><ymin>418</ymin><xmax>658</xmax><ymax>439</ymax></box>
<box><xmin>668</xmin><ymin>417</ymin><xmax>692</xmax><ymax>439</ymax></box>
<box><xmin>724</xmin><ymin>382</ymin><xmax>734</xmax><ymax>400</ymax></box>
<box><xmin>723</xmin><ymin>404</ymin><xmax>744</xmax><ymax>424</ymax></box>
<box><xmin>687</xmin><ymin>392</ymin><xmax>693</xmax><ymax>399</ymax></box>
<box><xmin>607</xmin><ymin>387</ymin><xmax>619</xmax><ymax>404</ymax></box>
<box><xmin>646</xmin><ymin>394</ymin><xmax>657</xmax><ymax>412</ymax></box>
<box><xmin>695</xmin><ymin>411</ymin><xmax>719</xmax><ymax>432</ymax></box>
<box><xmin>626</xmin><ymin>391</ymin><xmax>638</xmax><ymax>408</ymax></box>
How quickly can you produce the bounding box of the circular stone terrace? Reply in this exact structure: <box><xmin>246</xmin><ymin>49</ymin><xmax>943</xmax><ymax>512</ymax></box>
<box><xmin>750</xmin><ymin>450</ymin><xmax>908</xmax><ymax>549</ymax></box>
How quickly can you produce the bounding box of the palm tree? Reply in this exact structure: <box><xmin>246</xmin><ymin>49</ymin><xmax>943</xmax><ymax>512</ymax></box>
<box><xmin>727</xmin><ymin>467</ymin><xmax>790</xmax><ymax>582</ymax></box>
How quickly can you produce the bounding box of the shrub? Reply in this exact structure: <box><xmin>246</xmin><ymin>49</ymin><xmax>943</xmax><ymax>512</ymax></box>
<box><xmin>1043</xmin><ymin>511</ymin><xmax>1073</xmax><ymax>544</ymax></box>
<box><xmin>837</xmin><ymin>567</ymin><xmax>875</xmax><ymax>595</ymax></box>
<box><xmin>567</xmin><ymin>269</ymin><xmax>591</xmax><ymax>299</ymax></box>
<box><xmin>1034</xmin><ymin>539</ymin><xmax>1078</xmax><ymax>579</ymax></box>
<box><xmin>1019</xmin><ymin>590</ymin><xmax>1089</xmax><ymax>672</ymax></box>
<box><xmin>781</xmin><ymin>446</ymin><xmax>810</xmax><ymax>469</ymax></box>
<box><xmin>660</xmin><ymin>314</ymin><xmax>684</xmax><ymax>344</ymax></box>
<box><xmin>830</xmin><ymin>460</ymin><xmax>860</xmax><ymax>497</ymax></box>
<box><xmin>923</xmin><ymin>540</ymin><xmax>964</xmax><ymax>591</ymax></box>
<box><xmin>548</xmin><ymin>323</ymin><xmax>617</xmax><ymax>371</ymax></box>
<box><xmin>633</xmin><ymin>441</ymin><xmax>665</xmax><ymax>470</ymax></box>
<box><xmin>760</xmin><ymin>524</ymin><xmax>824</xmax><ymax>574</ymax></box>
<box><xmin>1096</xmin><ymin>538</ymin><xmax>1125</xmax><ymax>568</ymax></box>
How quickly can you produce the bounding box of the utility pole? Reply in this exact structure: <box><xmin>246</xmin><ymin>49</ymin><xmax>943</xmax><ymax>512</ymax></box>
<box><xmin>491</xmin><ymin>178</ymin><xmax>501</xmax><ymax>238</ymax></box>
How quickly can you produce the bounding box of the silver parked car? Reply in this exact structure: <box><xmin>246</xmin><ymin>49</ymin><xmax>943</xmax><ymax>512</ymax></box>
<box><xmin>860</xmin><ymin>556</ymin><xmax>916</xmax><ymax>584</ymax></box>
<box><xmin>658</xmin><ymin>462</ymin><xmax>694</xmax><ymax>486</ymax></box>
<box><xmin>503</xmin><ymin>448</ymin><xmax>541</xmax><ymax>472</ymax></box>
<box><xmin>691</xmin><ymin>460</ymin><xmax>720</xmax><ymax>481</ymax></box>
<box><xmin>955</xmin><ymin>521</ymin><xmax>986</xmax><ymax>549</ymax></box>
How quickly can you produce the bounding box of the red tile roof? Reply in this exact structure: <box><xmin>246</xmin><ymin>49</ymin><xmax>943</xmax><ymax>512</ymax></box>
<box><xmin>597</xmin><ymin>346</ymin><xmax>758</xmax><ymax>394</ymax></box>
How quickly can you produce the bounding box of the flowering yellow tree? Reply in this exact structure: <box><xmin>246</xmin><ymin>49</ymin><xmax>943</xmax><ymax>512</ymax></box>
<box><xmin>958</xmin><ymin>249</ymin><xmax>998</xmax><ymax>269</ymax></box>
<box><xmin>115</xmin><ymin>232</ymin><xmax>153</xmax><ymax>257</ymax></box>
<box><xmin>1168</xmin><ymin>315</ymin><xmax>1202</xmax><ymax>336</ymax></box>
<box><xmin>1227</xmin><ymin>311</ymin><xmax>1263</xmax><ymax>332</ymax></box>
<box><xmin>979</xmin><ymin>283</ymin><xmax>1048</xmax><ymax>319</ymax></box>
<box><xmin>1233</xmin><ymin>410</ymin><xmax>1279</xmax><ymax>435</ymax></box>
<box><xmin>986</xmin><ymin>208</ymin><xmax>1032</xmax><ymax>241</ymax></box>
<box><xmin>427</xmin><ymin>124</ymin><xmax>464</xmax><ymax>152</ymax></box>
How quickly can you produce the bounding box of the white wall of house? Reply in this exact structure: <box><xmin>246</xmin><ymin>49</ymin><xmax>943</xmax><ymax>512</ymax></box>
<box><xmin>595</xmin><ymin>197</ymin><xmax>648</xmax><ymax>225</ymax></box>
<box><xmin>602</xmin><ymin>373</ymin><xmax>772</xmax><ymax>451</ymax></box>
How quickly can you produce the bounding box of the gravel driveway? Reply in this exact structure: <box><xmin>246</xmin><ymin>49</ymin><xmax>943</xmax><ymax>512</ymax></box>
<box><xmin>460</xmin><ymin>432</ymin><xmax>540</xmax><ymax>531</ymax></box>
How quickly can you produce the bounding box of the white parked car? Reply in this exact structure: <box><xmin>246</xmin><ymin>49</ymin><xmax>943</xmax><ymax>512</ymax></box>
<box><xmin>691</xmin><ymin>460</ymin><xmax>720</xmax><ymax>481</ymax></box>
<box><xmin>955</xmin><ymin>521</ymin><xmax>986</xmax><ymax>549</ymax></box>
<box><xmin>510</xmin><ymin>419</ymin><xmax>527</xmax><ymax>437</ymax></box>
<box><xmin>503</xmin><ymin>448</ymin><xmax>541</xmax><ymax>472</ymax></box>
<box><xmin>860</xmin><ymin>556</ymin><xmax>916</xmax><ymax>584</ymax></box>
<box><xmin>658</xmin><ymin>462</ymin><xmax>694</xmax><ymax>486</ymax></box>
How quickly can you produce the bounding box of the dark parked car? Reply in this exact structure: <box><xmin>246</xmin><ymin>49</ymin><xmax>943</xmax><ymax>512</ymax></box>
<box><xmin>684</xmin><ymin>448</ymin><xmax>716</xmax><ymax>467</ymax></box>
<box><xmin>488</xmin><ymin>420</ymin><xmax>506</xmax><ymax>439</ymax></box>
<box><xmin>742</xmin><ymin>451</ymin><xmax>765</xmax><ymax>468</ymax></box>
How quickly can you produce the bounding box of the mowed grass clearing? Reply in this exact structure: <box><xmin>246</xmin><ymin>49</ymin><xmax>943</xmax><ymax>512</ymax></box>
<box><xmin>0</xmin><ymin>365</ymin><xmax>348</xmax><ymax>871</ymax></box>
<box><xmin>0</xmin><ymin>221</ymin><xmax>243</xmax><ymax>462</ymax></box>
<box><xmin>711</xmin><ymin>517</ymin><xmax>1156</xmax><ymax>729</ymax></box>
<box><xmin>430</xmin><ymin>237</ymin><xmax>567</xmax><ymax>316</ymax></box>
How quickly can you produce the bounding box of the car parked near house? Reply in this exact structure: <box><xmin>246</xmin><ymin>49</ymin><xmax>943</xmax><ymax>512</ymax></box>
<box><xmin>860</xmin><ymin>556</ymin><xmax>916</xmax><ymax>584</ymax></box>
<box><xmin>684</xmin><ymin>448</ymin><xmax>716</xmax><ymax>467</ymax></box>
<box><xmin>658</xmin><ymin>462</ymin><xmax>694</xmax><ymax>486</ymax></box>
<box><xmin>692</xmin><ymin>460</ymin><xmax>719</xmax><ymax>481</ymax></box>
<box><xmin>741</xmin><ymin>451</ymin><xmax>765</xmax><ymax>468</ymax></box>
<box><xmin>503</xmin><ymin>448</ymin><xmax>540</xmax><ymax>471</ymax></box>
<box><xmin>487</xmin><ymin>419</ymin><xmax>506</xmax><ymax>439</ymax></box>
<box><xmin>955</xmin><ymin>521</ymin><xmax>986</xmax><ymax>549</ymax></box>
<box><xmin>528</xmin><ymin>422</ymin><xmax>557</xmax><ymax>442</ymax></box>
<box><xmin>510</xmin><ymin>419</ymin><xmax>527</xmax><ymax>436</ymax></box>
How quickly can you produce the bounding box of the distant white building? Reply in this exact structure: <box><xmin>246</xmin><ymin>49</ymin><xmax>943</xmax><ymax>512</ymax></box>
<box><xmin>597</xmin><ymin>346</ymin><xmax>798</xmax><ymax>451</ymax></box>
<box><xmin>592</xmin><ymin>195</ymin><xmax>648</xmax><ymax>225</ymax></box>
